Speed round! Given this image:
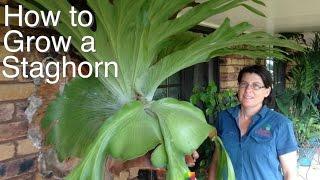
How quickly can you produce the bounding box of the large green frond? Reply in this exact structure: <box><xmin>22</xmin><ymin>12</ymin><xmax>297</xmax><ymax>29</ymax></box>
<box><xmin>17</xmin><ymin>0</ymin><xmax>303</xmax><ymax>101</ymax></box>
<box><xmin>42</xmin><ymin>77</ymin><xmax>120</xmax><ymax>160</ymax></box>
<box><xmin>150</xmin><ymin>98</ymin><xmax>213</xmax><ymax>179</ymax></box>
<box><xmin>151</xmin><ymin>0</ymin><xmax>264</xmax><ymax>47</ymax></box>
<box><xmin>213</xmin><ymin>137</ymin><xmax>235</xmax><ymax>180</ymax></box>
<box><xmin>138</xmin><ymin>19</ymin><xmax>303</xmax><ymax>99</ymax></box>
<box><xmin>67</xmin><ymin>101</ymin><xmax>162</xmax><ymax>179</ymax></box>
<box><xmin>17</xmin><ymin>0</ymin><xmax>132</xmax><ymax>102</ymax></box>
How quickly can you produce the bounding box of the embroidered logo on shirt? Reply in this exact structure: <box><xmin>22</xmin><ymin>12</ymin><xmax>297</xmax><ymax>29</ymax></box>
<box><xmin>255</xmin><ymin>124</ymin><xmax>272</xmax><ymax>138</ymax></box>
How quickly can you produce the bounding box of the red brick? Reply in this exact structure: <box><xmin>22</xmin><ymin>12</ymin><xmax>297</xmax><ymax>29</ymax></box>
<box><xmin>0</xmin><ymin>121</ymin><xmax>28</xmax><ymax>141</ymax></box>
<box><xmin>220</xmin><ymin>73</ymin><xmax>238</xmax><ymax>81</ymax></box>
<box><xmin>224</xmin><ymin>57</ymin><xmax>245</xmax><ymax>65</ymax></box>
<box><xmin>16</xmin><ymin>139</ymin><xmax>38</xmax><ymax>155</ymax></box>
<box><xmin>35</xmin><ymin>173</ymin><xmax>42</xmax><ymax>180</ymax></box>
<box><xmin>128</xmin><ymin>167</ymin><xmax>139</xmax><ymax>179</ymax></box>
<box><xmin>0</xmin><ymin>102</ymin><xmax>14</xmax><ymax>122</ymax></box>
<box><xmin>114</xmin><ymin>171</ymin><xmax>129</xmax><ymax>180</ymax></box>
<box><xmin>244</xmin><ymin>59</ymin><xmax>256</xmax><ymax>65</ymax></box>
<box><xmin>7</xmin><ymin>173</ymin><xmax>34</xmax><ymax>180</ymax></box>
<box><xmin>220</xmin><ymin>80</ymin><xmax>238</xmax><ymax>89</ymax></box>
<box><xmin>0</xmin><ymin>83</ymin><xmax>35</xmax><ymax>102</ymax></box>
<box><xmin>0</xmin><ymin>155</ymin><xmax>36</xmax><ymax>179</ymax></box>
<box><xmin>0</xmin><ymin>142</ymin><xmax>14</xmax><ymax>161</ymax></box>
<box><xmin>220</xmin><ymin>66</ymin><xmax>235</xmax><ymax>73</ymax></box>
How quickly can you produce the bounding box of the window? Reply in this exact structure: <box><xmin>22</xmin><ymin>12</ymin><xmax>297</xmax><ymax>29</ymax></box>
<box><xmin>153</xmin><ymin>72</ymin><xmax>181</xmax><ymax>100</ymax></box>
<box><xmin>266</xmin><ymin>57</ymin><xmax>286</xmax><ymax>108</ymax></box>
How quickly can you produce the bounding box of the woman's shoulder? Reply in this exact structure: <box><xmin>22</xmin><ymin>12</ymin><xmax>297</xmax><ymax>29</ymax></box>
<box><xmin>265</xmin><ymin>107</ymin><xmax>293</xmax><ymax>127</ymax></box>
<box><xmin>217</xmin><ymin>105</ymin><xmax>239</xmax><ymax>120</ymax></box>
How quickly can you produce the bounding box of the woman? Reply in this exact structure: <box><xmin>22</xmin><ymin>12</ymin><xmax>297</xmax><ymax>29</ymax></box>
<box><xmin>209</xmin><ymin>65</ymin><xmax>298</xmax><ymax>180</ymax></box>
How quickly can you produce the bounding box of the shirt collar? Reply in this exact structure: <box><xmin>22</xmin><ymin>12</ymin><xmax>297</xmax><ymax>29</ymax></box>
<box><xmin>227</xmin><ymin>104</ymin><xmax>241</xmax><ymax>119</ymax></box>
<box><xmin>227</xmin><ymin>104</ymin><xmax>269</xmax><ymax>122</ymax></box>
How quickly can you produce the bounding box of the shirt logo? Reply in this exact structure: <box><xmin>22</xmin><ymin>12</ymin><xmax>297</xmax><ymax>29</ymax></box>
<box><xmin>255</xmin><ymin>124</ymin><xmax>272</xmax><ymax>138</ymax></box>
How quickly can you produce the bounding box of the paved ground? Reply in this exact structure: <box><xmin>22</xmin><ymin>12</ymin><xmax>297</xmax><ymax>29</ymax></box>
<box><xmin>298</xmin><ymin>150</ymin><xmax>320</xmax><ymax>180</ymax></box>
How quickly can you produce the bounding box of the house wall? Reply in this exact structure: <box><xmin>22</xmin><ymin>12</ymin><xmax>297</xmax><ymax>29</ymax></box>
<box><xmin>0</xmin><ymin>2</ymin><xmax>79</xmax><ymax>179</ymax></box>
<box><xmin>0</xmin><ymin>2</ymin><xmax>39</xmax><ymax>179</ymax></box>
<box><xmin>219</xmin><ymin>55</ymin><xmax>265</xmax><ymax>91</ymax></box>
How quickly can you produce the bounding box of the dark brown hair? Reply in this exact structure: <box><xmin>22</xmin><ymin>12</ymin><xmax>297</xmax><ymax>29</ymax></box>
<box><xmin>237</xmin><ymin>65</ymin><xmax>273</xmax><ymax>103</ymax></box>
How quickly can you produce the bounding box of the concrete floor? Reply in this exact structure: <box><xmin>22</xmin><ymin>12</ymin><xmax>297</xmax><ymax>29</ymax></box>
<box><xmin>298</xmin><ymin>150</ymin><xmax>320</xmax><ymax>180</ymax></box>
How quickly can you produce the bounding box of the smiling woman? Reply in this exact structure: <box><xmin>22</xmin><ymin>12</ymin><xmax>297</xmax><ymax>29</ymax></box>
<box><xmin>2</xmin><ymin>56</ymin><xmax>118</xmax><ymax>84</ymax></box>
<box><xmin>209</xmin><ymin>65</ymin><xmax>298</xmax><ymax>180</ymax></box>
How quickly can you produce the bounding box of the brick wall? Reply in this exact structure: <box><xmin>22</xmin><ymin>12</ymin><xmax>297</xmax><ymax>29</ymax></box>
<box><xmin>219</xmin><ymin>55</ymin><xmax>265</xmax><ymax>91</ymax></box>
<box><xmin>0</xmin><ymin>2</ymin><xmax>79</xmax><ymax>179</ymax></box>
<box><xmin>0</xmin><ymin>2</ymin><xmax>40</xmax><ymax>179</ymax></box>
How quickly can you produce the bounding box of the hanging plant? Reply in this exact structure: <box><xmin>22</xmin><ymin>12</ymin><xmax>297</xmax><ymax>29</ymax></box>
<box><xmin>16</xmin><ymin>0</ymin><xmax>303</xmax><ymax>179</ymax></box>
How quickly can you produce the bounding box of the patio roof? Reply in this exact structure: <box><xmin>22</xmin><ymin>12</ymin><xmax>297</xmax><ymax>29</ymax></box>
<box><xmin>197</xmin><ymin>0</ymin><xmax>320</xmax><ymax>33</ymax></box>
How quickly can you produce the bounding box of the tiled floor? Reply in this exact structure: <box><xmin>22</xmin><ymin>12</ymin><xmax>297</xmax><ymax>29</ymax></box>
<box><xmin>298</xmin><ymin>152</ymin><xmax>320</xmax><ymax>180</ymax></box>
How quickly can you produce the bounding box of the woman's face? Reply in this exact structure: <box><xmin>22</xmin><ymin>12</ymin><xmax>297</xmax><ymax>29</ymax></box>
<box><xmin>238</xmin><ymin>73</ymin><xmax>271</xmax><ymax>109</ymax></box>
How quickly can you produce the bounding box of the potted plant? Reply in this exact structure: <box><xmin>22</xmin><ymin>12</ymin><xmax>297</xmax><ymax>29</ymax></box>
<box><xmin>276</xmin><ymin>33</ymin><xmax>320</xmax><ymax>166</ymax></box>
<box><xmin>190</xmin><ymin>82</ymin><xmax>238</xmax><ymax>179</ymax></box>
<box><xmin>191</xmin><ymin>82</ymin><xmax>238</xmax><ymax>123</ymax></box>
<box><xmin>277</xmin><ymin>90</ymin><xmax>320</xmax><ymax>166</ymax></box>
<box><xmin>17</xmin><ymin>0</ymin><xmax>303</xmax><ymax>179</ymax></box>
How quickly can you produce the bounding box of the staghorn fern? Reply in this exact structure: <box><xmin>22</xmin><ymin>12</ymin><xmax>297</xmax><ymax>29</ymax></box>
<box><xmin>16</xmin><ymin>0</ymin><xmax>303</xmax><ymax>179</ymax></box>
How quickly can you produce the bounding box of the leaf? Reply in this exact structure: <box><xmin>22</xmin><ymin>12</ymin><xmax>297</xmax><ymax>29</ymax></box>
<box><xmin>241</xmin><ymin>4</ymin><xmax>266</xmax><ymax>17</ymax></box>
<box><xmin>190</xmin><ymin>94</ymin><xmax>200</xmax><ymax>105</ymax></box>
<box><xmin>138</xmin><ymin>19</ymin><xmax>303</xmax><ymax>99</ymax></box>
<box><xmin>67</xmin><ymin>101</ymin><xmax>162</xmax><ymax>179</ymax></box>
<box><xmin>207</xmin><ymin>82</ymin><xmax>218</xmax><ymax>94</ymax></box>
<box><xmin>206</xmin><ymin>108</ymin><xmax>213</xmax><ymax>116</ymax></box>
<box><xmin>252</xmin><ymin>0</ymin><xmax>266</xmax><ymax>6</ymax></box>
<box><xmin>150</xmin><ymin>98</ymin><xmax>213</xmax><ymax>179</ymax></box>
<box><xmin>151</xmin><ymin>98</ymin><xmax>212</xmax><ymax>154</ymax></box>
<box><xmin>151</xmin><ymin>144</ymin><xmax>167</xmax><ymax>168</ymax></box>
<box><xmin>42</xmin><ymin>77</ymin><xmax>120</xmax><ymax>160</ymax></box>
<box><xmin>213</xmin><ymin>137</ymin><xmax>235</xmax><ymax>180</ymax></box>
<box><xmin>107</xmin><ymin>103</ymin><xmax>162</xmax><ymax>160</ymax></box>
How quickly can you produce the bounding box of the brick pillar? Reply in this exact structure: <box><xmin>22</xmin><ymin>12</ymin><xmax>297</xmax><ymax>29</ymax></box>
<box><xmin>219</xmin><ymin>55</ymin><xmax>265</xmax><ymax>91</ymax></box>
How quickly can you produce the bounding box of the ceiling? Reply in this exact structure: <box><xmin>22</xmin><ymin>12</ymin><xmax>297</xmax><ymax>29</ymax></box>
<box><xmin>198</xmin><ymin>0</ymin><xmax>320</xmax><ymax>33</ymax></box>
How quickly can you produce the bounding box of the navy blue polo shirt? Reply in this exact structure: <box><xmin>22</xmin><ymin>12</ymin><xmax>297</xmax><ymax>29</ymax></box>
<box><xmin>216</xmin><ymin>105</ymin><xmax>298</xmax><ymax>180</ymax></box>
